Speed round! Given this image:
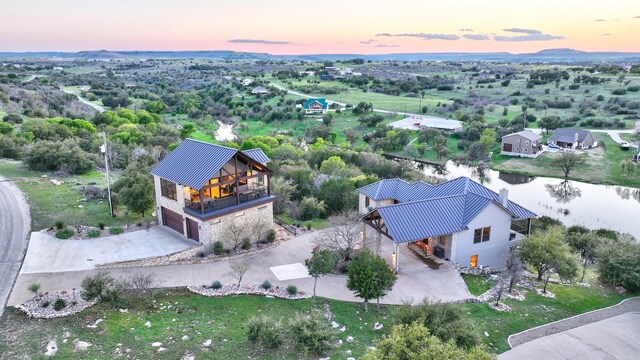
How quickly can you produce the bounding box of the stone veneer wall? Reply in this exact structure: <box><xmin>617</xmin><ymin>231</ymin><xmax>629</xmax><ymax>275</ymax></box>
<box><xmin>199</xmin><ymin>202</ymin><xmax>274</xmax><ymax>251</ymax></box>
<box><xmin>153</xmin><ymin>175</ymin><xmax>188</xmax><ymax>236</ymax></box>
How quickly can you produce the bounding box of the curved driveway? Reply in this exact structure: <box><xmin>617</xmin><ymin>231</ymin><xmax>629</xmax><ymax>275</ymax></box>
<box><xmin>0</xmin><ymin>176</ymin><xmax>31</xmax><ymax>317</ymax></box>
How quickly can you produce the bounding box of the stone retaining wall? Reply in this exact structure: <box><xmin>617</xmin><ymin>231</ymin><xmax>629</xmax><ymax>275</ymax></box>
<box><xmin>507</xmin><ymin>296</ymin><xmax>640</xmax><ymax>348</ymax></box>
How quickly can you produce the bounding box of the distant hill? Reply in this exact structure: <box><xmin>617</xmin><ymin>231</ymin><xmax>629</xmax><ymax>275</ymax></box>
<box><xmin>0</xmin><ymin>49</ymin><xmax>639</xmax><ymax>63</ymax></box>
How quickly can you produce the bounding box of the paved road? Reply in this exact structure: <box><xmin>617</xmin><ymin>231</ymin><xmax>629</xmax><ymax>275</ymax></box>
<box><xmin>0</xmin><ymin>176</ymin><xmax>31</xmax><ymax>317</ymax></box>
<box><xmin>499</xmin><ymin>312</ymin><xmax>640</xmax><ymax>360</ymax></box>
<box><xmin>8</xmin><ymin>229</ymin><xmax>472</xmax><ymax>306</ymax></box>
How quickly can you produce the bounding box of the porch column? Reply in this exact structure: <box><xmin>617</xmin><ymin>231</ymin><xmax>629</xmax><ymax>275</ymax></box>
<box><xmin>393</xmin><ymin>243</ymin><xmax>400</xmax><ymax>274</ymax></box>
<box><xmin>376</xmin><ymin>231</ymin><xmax>381</xmax><ymax>256</ymax></box>
<box><xmin>199</xmin><ymin>188</ymin><xmax>204</xmax><ymax>214</ymax></box>
<box><xmin>234</xmin><ymin>154</ymin><xmax>240</xmax><ymax>205</ymax></box>
<box><xmin>267</xmin><ymin>174</ymin><xmax>271</xmax><ymax>196</ymax></box>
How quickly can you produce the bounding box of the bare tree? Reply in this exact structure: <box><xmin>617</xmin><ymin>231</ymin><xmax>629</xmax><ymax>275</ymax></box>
<box><xmin>494</xmin><ymin>277</ymin><xmax>507</xmax><ymax>306</ymax></box>
<box><xmin>314</xmin><ymin>211</ymin><xmax>366</xmax><ymax>263</ymax></box>
<box><xmin>246</xmin><ymin>217</ymin><xmax>271</xmax><ymax>245</ymax></box>
<box><xmin>230</xmin><ymin>260</ymin><xmax>250</xmax><ymax>288</ymax></box>
<box><xmin>220</xmin><ymin>219</ymin><xmax>249</xmax><ymax>250</ymax></box>
<box><xmin>505</xmin><ymin>247</ymin><xmax>525</xmax><ymax>293</ymax></box>
<box><xmin>552</xmin><ymin>151</ymin><xmax>585</xmax><ymax>178</ymax></box>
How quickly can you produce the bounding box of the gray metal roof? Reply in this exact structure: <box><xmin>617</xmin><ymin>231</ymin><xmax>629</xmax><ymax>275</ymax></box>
<box><xmin>502</xmin><ymin>130</ymin><xmax>541</xmax><ymax>141</ymax></box>
<box><xmin>548</xmin><ymin>128</ymin><xmax>592</xmax><ymax>144</ymax></box>
<box><xmin>375</xmin><ymin>193</ymin><xmax>496</xmax><ymax>243</ymax></box>
<box><xmin>241</xmin><ymin>148</ymin><xmax>270</xmax><ymax>164</ymax></box>
<box><xmin>361</xmin><ymin>176</ymin><xmax>537</xmax><ymax>243</ymax></box>
<box><xmin>150</xmin><ymin>139</ymin><xmax>238</xmax><ymax>189</ymax></box>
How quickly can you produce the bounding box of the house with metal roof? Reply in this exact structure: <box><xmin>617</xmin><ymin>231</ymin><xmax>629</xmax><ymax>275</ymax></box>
<box><xmin>358</xmin><ymin>177</ymin><xmax>536</xmax><ymax>272</ymax></box>
<box><xmin>501</xmin><ymin>130</ymin><xmax>543</xmax><ymax>158</ymax></box>
<box><xmin>388</xmin><ymin>115</ymin><xmax>463</xmax><ymax>133</ymax></box>
<box><xmin>303</xmin><ymin>98</ymin><xmax>328</xmax><ymax>114</ymax></box>
<box><xmin>150</xmin><ymin>139</ymin><xmax>274</xmax><ymax>249</ymax></box>
<box><xmin>548</xmin><ymin>128</ymin><xmax>596</xmax><ymax>149</ymax></box>
<box><xmin>251</xmin><ymin>86</ymin><xmax>268</xmax><ymax>94</ymax></box>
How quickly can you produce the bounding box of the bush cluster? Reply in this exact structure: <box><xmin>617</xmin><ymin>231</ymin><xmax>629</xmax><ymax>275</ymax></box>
<box><xmin>247</xmin><ymin>315</ymin><xmax>284</xmax><ymax>349</ymax></box>
<box><xmin>213</xmin><ymin>241</ymin><xmax>224</xmax><ymax>255</ymax></box>
<box><xmin>55</xmin><ymin>228</ymin><xmax>74</xmax><ymax>239</ymax></box>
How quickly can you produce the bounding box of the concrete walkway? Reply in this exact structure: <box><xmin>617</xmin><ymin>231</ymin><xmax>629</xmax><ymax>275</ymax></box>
<box><xmin>499</xmin><ymin>312</ymin><xmax>640</xmax><ymax>360</ymax></box>
<box><xmin>20</xmin><ymin>226</ymin><xmax>198</xmax><ymax>273</ymax></box>
<box><xmin>8</xmin><ymin>229</ymin><xmax>472</xmax><ymax>306</ymax></box>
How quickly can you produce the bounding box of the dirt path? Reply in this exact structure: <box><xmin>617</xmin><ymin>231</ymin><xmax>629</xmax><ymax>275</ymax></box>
<box><xmin>62</xmin><ymin>89</ymin><xmax>105</xmax><ymax>113</ymax></box>
<box><xmin>0</xmin><ymin>176</ymin><xmax>31</xmax><ymax>318</ymax></box>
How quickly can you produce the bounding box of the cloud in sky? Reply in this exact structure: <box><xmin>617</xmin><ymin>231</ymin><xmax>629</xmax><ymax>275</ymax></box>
<box><xmin>376</xmin><ymin>33</ymin><xmax>460</xmax><ymax>40</ymax></box>
<box><xmin>495</xmin><ymin>28</ymin><xmax>565</xmax><ymax>41</ymax></box>
<box><xmin>601</xmin><ymin>33</ymin><xmax>614</xmax><ymax>36</ymax></box>
<box><xmin>227</xmin><ymin>39</ymin><xmax>291</xmax><ymax>45</ymax></box>
<box><xmin>635</xmin><ymin>15</ymin><xmax>640</xmax><ymax>18</ymax></box>
<box><xmin>463</xmin><ymin>34</ymin><xmax>491</xmax><ymax>41</ymax></box>
<box><xmin>595</xmin><ymin>19</ymin><xmax>607</xmax><ymax>22</ymax></box>
<box><xmin>503</xmin><ymin>28</ymin><xmax>543</xmax><ymax>35</ymax></box>
<box><xmin>375</xmin><ymin>44</ymin><xmax>399</xmax><ymax>48</ymax></box>
<box><xmin>460</xmin><ymin>28</ymin><xmax>474</xmax><ymax>32</ymax></box>
<box><xmin>360</xmin><ymin>39</ymin><xmax>376</xmax><ymax>44</ymax></box>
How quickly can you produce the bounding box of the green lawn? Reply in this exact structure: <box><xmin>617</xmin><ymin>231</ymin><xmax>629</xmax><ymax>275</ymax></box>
<box><xmin>277</xmin><ymin>213</ymin><xmax>327</xmax><ymax>230</ymax></box>
<box><xmin>461</xmin><ymin>274</ymin><xmax>496</xmax><ymax>296</ymax></box>
<box><xmin>0</xmin><ymin>291</ymin><xmax>392</xmax><ymax>360</ymax></box>
<box><xmin>462</xmin><ymin>280</ymin><xmax>630</xmax><ymax>353</ymax></box>
<box><xmin>0</xmin><ymin>159</ymin><xmax>153</xmax><ymax>230</ymax></box>
<box><xmin>491</xmin><ymin>134</ymin><xmax>640</xmax><ymax>187</ymax></box>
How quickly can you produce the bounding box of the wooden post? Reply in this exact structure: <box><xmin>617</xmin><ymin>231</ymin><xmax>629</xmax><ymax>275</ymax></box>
<box><xmin>361</xmin><ymin>222</ymin><xmax>367</xmax><ymax>248</ymax></box>
<box><xmin>234</xmin><ymin>154</ymin><xmax>240</xmax><ymax>205</ymax></box>
<box><xmin>267</xmin><ymin>174</ymin><xmax>271</xmax><ymax>196</ymax></box>
<box><xmin>199</xmin><ymin>188</ymin><xmax>204</xmax><ymax>214</ymax></box>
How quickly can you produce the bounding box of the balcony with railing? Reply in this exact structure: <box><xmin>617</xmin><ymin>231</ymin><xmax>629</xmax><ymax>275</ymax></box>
<box><xmin>184</xmin><ymin>183</ymin><xmax>273</xmax><ymax>219</ymax></box>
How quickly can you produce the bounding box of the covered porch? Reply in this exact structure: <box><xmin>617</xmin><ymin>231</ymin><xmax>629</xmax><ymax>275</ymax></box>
<box><xmin>182</xmin><ymin>152</ymin><xmax>272</xmax><ymax>217</ymax></box>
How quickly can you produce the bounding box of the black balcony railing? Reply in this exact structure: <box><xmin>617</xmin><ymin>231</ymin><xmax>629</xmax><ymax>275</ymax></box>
<box><xmin>185</xmin><ymin>186</ymin><xmax>268</xmax><ymax>214</ymax></box>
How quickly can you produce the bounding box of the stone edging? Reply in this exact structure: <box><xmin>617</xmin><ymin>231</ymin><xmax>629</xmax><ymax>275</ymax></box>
<box><xmin>97</xmin><ymin>241</ymin><xmax>280</xmax><ymax>269</ymax></box>
<box><xmin>187</xmin><ymin>284</ymin><xmax>311</xmax><ymax>300</ymax></box>
<box><xmin>507</xmin><ymin>296</ymin><xmax>640</xmax><ymax>348</ymax></box>
<box><xmin>16</xmin><ymin>292</ymin><xmax>97</xmax><ymax>319</ymax></box>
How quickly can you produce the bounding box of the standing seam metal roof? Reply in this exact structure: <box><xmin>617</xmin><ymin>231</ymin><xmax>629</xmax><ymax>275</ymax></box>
<box><xmin>150</xmin><ymin>139</ymin><xmax>267</xmax><ymax>190</ymax></box>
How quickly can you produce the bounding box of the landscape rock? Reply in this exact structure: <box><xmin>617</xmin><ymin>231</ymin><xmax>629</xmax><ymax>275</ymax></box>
<box><xmin>44</xmin><ymin>340</ymin><xmax>58</xmax><ymax>357</ymax></box>
<box><xmin>74</xmin><ymin>340</ymin><xmax>92</xmax><ymax>351</ymax></box>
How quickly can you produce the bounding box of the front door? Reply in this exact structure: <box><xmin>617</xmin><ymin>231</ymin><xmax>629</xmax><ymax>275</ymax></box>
<box><xmin>186</xmin><ymin>218</ymin><xmax>199</xmax><ymax>242</ymax></box>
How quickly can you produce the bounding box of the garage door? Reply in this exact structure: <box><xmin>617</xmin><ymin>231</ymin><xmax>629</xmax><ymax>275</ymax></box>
<box><xmin>161</xmin><ymin>207</ymin><xmax>183</xmax><ymax>235</ymax></box>
<box><xmin>186</xmin><ymin>218</ymin><xmax>199</xmax><ymax>242</ymax></box>
<box><xmin>503</xmin><ymin>143</ymin><xmax>513</xmax><ymax>152</ymax></box>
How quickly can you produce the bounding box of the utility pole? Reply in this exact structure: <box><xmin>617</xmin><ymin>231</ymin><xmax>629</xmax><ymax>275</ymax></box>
<box><xmin>100</xmin><ymin>132</ymin><xmax>114</xmax><ymax>217</ymax></box>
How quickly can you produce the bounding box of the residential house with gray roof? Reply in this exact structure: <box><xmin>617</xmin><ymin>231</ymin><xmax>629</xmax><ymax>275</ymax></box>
<box><xmin>150</xmin><ymin>139</ymin><xmax>274</xmax><ymax>249</ymax></box>
<box><xmin>501</xmin><ymin>130</ymin><xmax>543</xmax><ymax>158</ymax></box>
<box><xmin>548</xmin><ymin>128</ymin><xmax>596</xmax><ymax>149</ymax></box>
<box><xmin>357</xmin><ymin>177</ymin><xmax>536</xmax><ymax>271</ymax></box>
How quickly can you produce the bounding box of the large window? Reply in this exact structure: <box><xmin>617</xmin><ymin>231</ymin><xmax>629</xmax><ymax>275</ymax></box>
<box><xmin>473</xmin><ymin>226</ymin><xmax>491</xmax><ymax>243</ymax></box>
<box><xmin>160</xmin><ymin>178</ymin><xmax>177</xmax><ymax>200</ymax></box>
<box><xmin>365</xmin><ymin>197</ymin><xmax>370</xmax><ymax>208</ymax></box>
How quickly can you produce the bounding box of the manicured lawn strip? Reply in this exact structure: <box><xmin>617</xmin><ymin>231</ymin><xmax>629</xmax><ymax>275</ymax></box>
<box><xmin>0</xmin><ymin>159</ymin><xmax>153</xmax><ymax>230</ymax></box>
<box><xmin>462</xmin><ymin>281</ymin><xmax>630</xmax><ymax>354</ymax></box>
<box><xmin>461</xmin><ymin>274</ymin><xmax>496</xmax><ymax>296</ymax></box>
<box><xmin>277</xmin><ymin>213</ymin><xmax>327</xmax><ymax>230</ymax></box>
<box><xmin>0</xmin><ymin>291</ymin><xmax>392</xmax><ymax>360</ymax></box>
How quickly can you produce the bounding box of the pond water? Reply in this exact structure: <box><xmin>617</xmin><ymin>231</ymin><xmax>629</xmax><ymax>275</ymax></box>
<box><xmin>418</xmin><ymin>161</ymin><xmax>640</xmax><ymax>238</ymax></box>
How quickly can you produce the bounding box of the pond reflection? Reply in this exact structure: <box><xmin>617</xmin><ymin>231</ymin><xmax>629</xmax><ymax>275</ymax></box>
<box><xmin>545</xmin><ymin>180</ymin><xmax>582</xmax><ymax>204</ymax></box>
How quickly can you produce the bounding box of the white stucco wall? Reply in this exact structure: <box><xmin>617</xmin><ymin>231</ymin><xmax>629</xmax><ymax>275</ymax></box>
<box><xmin>358</xmin><ymin>193</ymin><xmax>395</xmax><ymax>214</ymax></box>
<box><xmin>451</xmin><ymin>202</ymin><xmax>515</xmax><ymax>269</ymax></box>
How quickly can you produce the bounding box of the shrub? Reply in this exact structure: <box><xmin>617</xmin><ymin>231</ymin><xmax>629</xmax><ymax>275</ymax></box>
<box><xmin>41</xmin><ymin>300</ymin><xmax>50</xmax><ymax>308</ymax></box>
<box><xmin>54</xmin><ymin>221</ymin><xmax>64</xmax><ymax>230</ymax></box>
<box><xmin>266</xmin><ymin>229</ymin><xmax>276</xmax><ymax>243</ymax></box>
<box><xmin>53</xmin><ymin>298</ymin><xmax>67</xmax><ymax>311</ymax></box>
<box><xmin>393</xmin><ymin>299</ymin><xmax>481</xmax><ymax>349</ymax></box>
<box><xmin>213</xmin><ymin>241</ymin><xmax>224</xmax><ymax>255</ymax></box>
<box><xmin>24</xmin><ymin>139</ymin><xmax>97</xmax><ymax>175</ymax></box>
<box><xmin>28</xmin><ymin>282</ymin><xmax>40</xmax><ymax>294</ymax></box>
<box><xmin>55</xmin><ymin>229</ymin><xmax>74</xmax><ymax>239</ymax></box>
<box><xmin>597</xmin><ymin>239</ymin><xmax>640</xmax><ymax>292</ymax></box>
<box><xmin>247</xmin><ymin>315</ymin><xmax>284</xmax><ymax>349</ymax></box>
<box><xmin>87</xmin><ymin>229</ymin><xmax>101</xmax><ymax>238</ymax></box>
<box><xmin>289</xmin><ymin>312</ymin><xmax>334</xmax><ymax>355</ymax></box>
<box><xmin>98</xmin><ymin>222</ymin><xmax>105</xmax><ymax>230</ymax></box>
<box><xmin>261</xmin><ymin>280</ymin><xmax>272</xmax><ymax>290</ymax></box>
<box><xmin>286</xmin><ymin>284</ymin><xmax>298</xmax><ymax>295</ymax></box>
<box><xmin>211</xmin><ymin>280</ymin><xmax>222</xmax><ymax>289</ymax></box>
<box><xmin>81</xmin><ymin>272</ymin><xmax>116</xmax><ymax>301</ymax></box>
<box><xmin>196</xmin><ymin>251</ymin><xmax>205</xmax><ymax>258</ymax></box>
<box><xmin>241</xmin><ymin>237</ymin><xmax>251</xmax><ymax>250</ymax></box>
<box><xmin>109</xmin><ymin>227</ymin><xmax>124</xmax><ymax>235</ymax></box>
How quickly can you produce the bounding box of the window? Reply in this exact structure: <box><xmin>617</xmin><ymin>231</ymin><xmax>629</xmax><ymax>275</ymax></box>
<box><xmin>473</xmin><ymin>226</ymin><xmax>491</xmax><ymax>243</ymax></box>
<box><xmin>470</xmin><ymin>255</ymin><xmax>478</xmax><ymax>268</ymax></box>
<box><xmin>365</xmin><ymin>197</ymin><xmax>370</xmax><ymax>207</ymax></box>
<box><xmin>160</xmin><ymin>179</ymin><xmax>177</xmax><ymax>200</ymax></box>
<box><xmin>525</xmin><ymin>141</ymin><xmax>529</xmax><ymax>146</ymax></box>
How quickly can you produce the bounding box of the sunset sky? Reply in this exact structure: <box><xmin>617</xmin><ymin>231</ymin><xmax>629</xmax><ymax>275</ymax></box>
<box><xmin>1</xmin><ymin>0</ymin><xmax>639</xmax><ymax>54</ymax></box>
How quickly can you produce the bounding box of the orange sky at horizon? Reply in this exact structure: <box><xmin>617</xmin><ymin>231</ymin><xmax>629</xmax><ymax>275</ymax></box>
<box><xmin>1</xmin><ymin>0</ymin><xmax>639</xmax><ymax>54</ymax></box>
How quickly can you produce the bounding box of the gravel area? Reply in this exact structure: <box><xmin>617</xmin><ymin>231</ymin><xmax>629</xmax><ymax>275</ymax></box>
<box><xmin>187</xmin><ymin>284</ymin><xmax>311</xmax><ymax>300</ymax></box>
<box><xmin>508</xmin><ymin>296</ymin><xmax>640</xmax><ymax>348</ymax></box>
<box><xmin>16</xmin><ymin>291</ymin><xmax>97</xmax><ymax>319</ymax></box>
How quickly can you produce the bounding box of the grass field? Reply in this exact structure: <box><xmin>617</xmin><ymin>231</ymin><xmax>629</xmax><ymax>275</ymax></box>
<box><xmin>0</xmin><ymin>160</ymin><xmax>154</xmax><ymax>230</ymax></box>
<box><xmin>491</xmin><ymin>134</ymin><xmax>640</xmax><ymax>187</ymax></box>
<box><xmin>461</xmin><ymin>274</ymin><xmax>496</xmax><ymax>296</ymax></box>
<box><xmin>462</xmin><ymin>279</ymin><xmax>630</xmax><ymax>353</ymax></box>
<box><xmin>0</xmin><ymin>292</ymin><xmax>393</xmax><ymax>360</ymax></box>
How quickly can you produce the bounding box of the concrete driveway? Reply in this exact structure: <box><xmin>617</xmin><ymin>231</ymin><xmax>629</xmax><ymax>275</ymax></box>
<box><xmin>20</xmin><ymin>226</ymin><xmax>198</xmax><ymax>273</ymax></box>
<box><xmin>499</xmin><ymin>312</ymin><xmax>640</xmax><ymax>360</ymax></box>
<box><xmin>9</xmin><ymin>228</ymin><xmax>472</xmax><ymax>306</ymax></box>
